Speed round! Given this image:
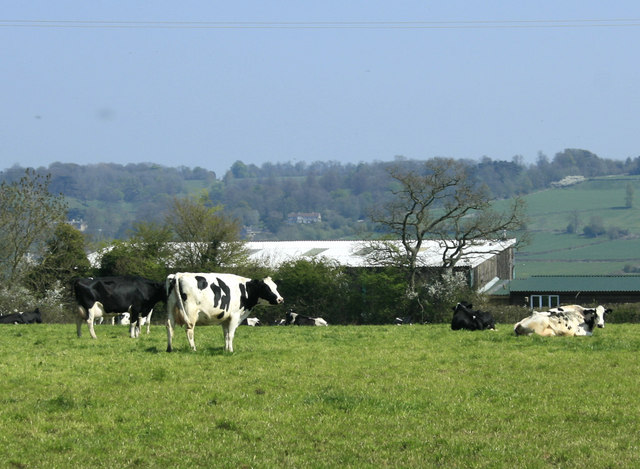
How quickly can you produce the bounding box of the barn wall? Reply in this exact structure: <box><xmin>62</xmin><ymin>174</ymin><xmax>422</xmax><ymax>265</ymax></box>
<box><xmin>496</xmin><ymin>247</ymin><xmax>514</xmax><ymax>280</ymax></box>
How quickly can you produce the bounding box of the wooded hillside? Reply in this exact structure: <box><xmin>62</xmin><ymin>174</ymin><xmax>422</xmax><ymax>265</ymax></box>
<box><xmin>1</xmin><ymin>149</ymin><xmax>639</xmax><ymax>242</ymax></box>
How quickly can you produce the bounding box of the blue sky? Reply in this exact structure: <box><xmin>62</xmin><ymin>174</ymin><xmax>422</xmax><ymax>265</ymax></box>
<box><xmin>2</xmin><ymin>1</ymin><xmax>640</xmax><ymax>177</ymax></box>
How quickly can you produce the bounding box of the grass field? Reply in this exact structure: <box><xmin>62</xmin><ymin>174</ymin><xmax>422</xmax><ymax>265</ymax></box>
<box><xmin>1</xmin><ymin>323</ymin><xmax>639</xmax><ymax>468</ymax></box>
<box><xmin>508</xmin><ymin>175</ymin><xmax>640</xmax><ymax>277</ymax></box>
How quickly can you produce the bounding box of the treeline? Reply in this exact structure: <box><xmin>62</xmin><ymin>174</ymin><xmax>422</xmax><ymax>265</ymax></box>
<box><xmin>2</xmin><ymin>149</ymin><xmax>639</xmax><ymax>240</ymax></box>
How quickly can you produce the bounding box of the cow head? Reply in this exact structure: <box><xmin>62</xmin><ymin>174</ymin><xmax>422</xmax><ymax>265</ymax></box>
<box><xmin>478</xmin><ymin>311</ymin><xmax>496</xmax><ymax>330</ymax></box>
<box><xmin>285</xmin><ymin>309</ymin><xmax>297</xmax><ymax>325</ymax></box>
<box><xmin>453</xmin><ymin>301</ymin><xmax>473</xmax><ymax>313</ymax></box>
<box><xmin>593</xmin><ymin>305</ymin><xmax>611</xmax><ymax>328</ymax></box>
<box><xmin>258</xmin><ymin>277</ymin><xmax>284</xmax><ymax>305</ymax></box>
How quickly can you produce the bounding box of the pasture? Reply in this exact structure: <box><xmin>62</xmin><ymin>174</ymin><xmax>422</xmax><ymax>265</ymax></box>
<box><xmin>493</xmin><ymin>175</ymin><xmax>640</xmax><ymax>277</ymax></box>
<box><xmin>1</xmin><ymin>323</ymin><xmax>639</xmax><ymax>468</ymax></box>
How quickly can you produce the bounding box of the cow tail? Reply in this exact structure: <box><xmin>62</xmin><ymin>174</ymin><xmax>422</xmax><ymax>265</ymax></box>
<box><xmin>174</xmin><ymin>275</ymin><xmax>189</xmax><ymax>324</ymax></box>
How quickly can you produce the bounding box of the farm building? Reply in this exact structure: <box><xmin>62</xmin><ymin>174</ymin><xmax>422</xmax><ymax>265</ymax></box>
<box><xmin>88</xmin><ymin>239</ymin><xmax>517</xmax><ymax>293</ymax></box>
<box><xmin>245</xmin><ymin>239</ymin><xmax>516</xmax><ymax>292</ymax></box>
<box><xmin>505</xmin><ymin>275</ymin><xmax>640</xmax><ymax>308</ymax></box>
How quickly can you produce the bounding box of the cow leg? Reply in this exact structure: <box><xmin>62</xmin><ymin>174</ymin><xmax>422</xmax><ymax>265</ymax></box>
<box><xmin>129</xmin><ymin>319</ymin><xmax>141</xmax><ymax>339</ymax></box>
<box><xmin>76</xmin><ymin>305</ymin><xmax>87</xmax><ymax>337</ymax></box>
<box><xmin>128</xmin><ymin>307</ymin><xmax>140</xmax><ymax>339</ymax></box>
<box><xmin>185</xmin><ymin>325</ymin><xmax>197</xmax><ymax>351</ymax></box>
<box><xmin>166</xmin><ymin>316</ymin><xmax>175</xmax><ymax>352</ymax></box>
<box><xmin>86</xmin><ymin>306</ymin><xmax>99</xmax><ymax>339</ymax></box>
<box><xmin>223</xmin><ymin>318</ymin><xmax>240</xmax><ymax>353</ymax></box>
<box><xmin>146</xmin><ymin>309</ymin><xmax>153</xmax><ymax>334</ymax></box>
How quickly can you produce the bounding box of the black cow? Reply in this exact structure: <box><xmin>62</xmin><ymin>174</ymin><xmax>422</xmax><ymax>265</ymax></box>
<box><xmin>74</xmin><ymin>276</ymin><xmax>166</xmax><ymax>339</ymax></box>
<box><xmin>451</xmin><ymin>302</ymin><xmax>496</xmax><ymax>331</ymax></box>
<box><xmin>0</xmin><ymin>308</ymin><xmax>42</xmax><ymax>324</ymax></box>
<box><xmin>285</xmin><ymin>310</ymin><xmax>328</xmax><ymax>326</ymax></box>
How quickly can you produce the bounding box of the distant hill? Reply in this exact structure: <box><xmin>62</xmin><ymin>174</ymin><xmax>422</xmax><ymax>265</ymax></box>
<box><xmin>2</xmin><ymin>150</ymin><xmax>640</xmax><ymax>277</ymax></box>
<box><xmin>511</xmin><ymin>175</ymin><xmax>640</xmax><ymax>277</ymax></box>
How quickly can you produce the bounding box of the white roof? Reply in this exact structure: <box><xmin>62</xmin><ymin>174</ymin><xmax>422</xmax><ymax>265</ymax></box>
<box><xmin>245</xmin><ymin>239</ymin><xmax>516</xmax><ymax>269</ymax></box>
<box><xmin>89</xmin><ymin>239</ymin><xmax>515</xmax><ymax>269</ymax></box>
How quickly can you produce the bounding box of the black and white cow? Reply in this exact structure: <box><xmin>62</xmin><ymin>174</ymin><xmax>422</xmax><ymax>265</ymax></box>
<box><xmin>73</xmin><ymin>276</ymin><xmax>166</xmax><ymax>339</ymax></box>
<box><xmin>165</xmin><ymin>273</ymin><xmax>284</xmax><ymax>353</ymax></box>
<box><xmin>240</xmin><ymin>317</ymin><xmax>262</xmax><ymax>326</ymax></box>
<box><xmin>451</xmin><ymin>302</ymin><xmax>496</xmax><ymax>331</ymax></box>
<box><xmin>514</xmin><ymin>305</ymin><xmax>611</xmax><ymax>337</ymax></box>
<box><xmin>285</xmin><ymin>310</ymin><xmax>328</xmax><ymax>326</ymax></box>
<box><xmin>110</xmin><ymin>311</ymin><xmax>152</xmax><ymax>333</ymax></box>
<box><xmin>394</xmin><ymin>316</ymin><xmax>413</xmax><ymax>325</ymax></box>
<box><xmin>0</xmin><ymin>308</ymin><xmax>43</xmax><ymax>324</ymax></box>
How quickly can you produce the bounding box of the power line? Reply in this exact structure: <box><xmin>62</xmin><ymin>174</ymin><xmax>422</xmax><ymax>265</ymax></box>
<box><xmin>1</xmin><ymin>18</ymin><xmax>640</xmax><ymax>30</ymax></box>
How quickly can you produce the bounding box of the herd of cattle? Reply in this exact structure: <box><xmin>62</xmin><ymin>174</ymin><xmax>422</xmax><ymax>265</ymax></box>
<box><xmin>0</xmin><ymin>274</ymin><xmax>613</xmax><ymax>351</ymax></box>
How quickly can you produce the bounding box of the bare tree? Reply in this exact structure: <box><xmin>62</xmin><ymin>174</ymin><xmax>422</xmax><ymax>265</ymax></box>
<box><xmin>368</xmin><ymin>158</ymin><xmax>528</xmax><ymax>313</ymax></box>
<box><xmin>0</xmin><ymin>169</ymin><xmax>68</xmax><ymax>283</ymax></box>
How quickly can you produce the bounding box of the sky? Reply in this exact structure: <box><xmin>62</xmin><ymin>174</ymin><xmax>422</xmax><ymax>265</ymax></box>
<box><xmin>2</xmin><ymin>1</ymin><xmax>640</xmax><ymax>177</ymax></box>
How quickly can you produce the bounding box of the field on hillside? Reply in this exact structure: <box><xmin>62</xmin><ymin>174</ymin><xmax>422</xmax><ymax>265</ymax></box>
<box><xmin>509</xmin><ymin>175</ymin><xmax>640</xmax><ymax>277</ymax></box>
<box><xmin>1</xmin><ymin>323</ymin><xmax>639</xmax><ymax>468</ymax></box>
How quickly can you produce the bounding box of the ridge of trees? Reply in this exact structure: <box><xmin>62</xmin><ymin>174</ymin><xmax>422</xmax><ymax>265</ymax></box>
<box><xmin>1</xmin><ymin>149</ymin><xmax>639</xmax><ymax>241</ymax></box>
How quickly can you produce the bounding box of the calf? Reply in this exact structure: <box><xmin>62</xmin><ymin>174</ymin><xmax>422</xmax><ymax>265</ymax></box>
<box><xmin>514</xmin><ymin>305</ymin><xmax>610</xmax><ymax>337</ymax></box>
<box><xmin>285</xmin><ymin>310</ymin><xmax>328</xmax><ymax>326</ymax></box>
<box><xmin>451</xmin><ymin>302</ymin><xmax>496</xmax><ymax>331</ymax></box>
<box><xmin>74</xmin><ymin>276</ymin><xmax>165</xmax><ymax>339</ymax></box>
<box><xmin>166</xmin><ymin>273</ymin><xmax>283</xmax><ymax>353</ymax></box>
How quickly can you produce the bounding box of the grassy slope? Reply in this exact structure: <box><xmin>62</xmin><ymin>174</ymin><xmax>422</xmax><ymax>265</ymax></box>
<box><xmin>513</xmin><ymin>175</ymin><xmax>640</xmax><ymax>277</ymax></box>
<box><xmin>1</xmin><ymin>324</ymin><xmax>639</xmax><ymax>468</ymax></box>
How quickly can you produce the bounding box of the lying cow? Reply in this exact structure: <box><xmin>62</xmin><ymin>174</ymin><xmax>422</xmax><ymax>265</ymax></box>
<box><xmin>394</xmin><ymin>317</ymin><xmax>413</xmax><ymax>325</ymax></box>
<box><xmin>166</xmin><ymin>273</ymin><xmax>284</xmax><ymax>353</ymax></box>
<box><xmin>451</xmin><ymin>302</ymin><xmax>496</xmax><ymax>331</ymax></box>
<box><xmin>514</xmin><ymin>305</ymin><xmax>611</xmax><ymax>337</ymax></box>
<box><xmin>74</xmin><ymin>276</ymin><xmax>165</xmax><ymax>339</ymax></box>
<box><xmin>549</xmin><ymin>304</ymin><xmax>611</xmax><ymax>329</ymax></box>
<box><xmin>240</xmin><ymin>317</ymin><xmax>262</xmax><ymax>326</ymax></box>
<box><xmin>285</xmin><ymin>310</ymin><xmax>328</xmax><ymax>326</ymax></box>
<box><xmin>0</xmin><ymin>308</ymin><xmax>43</xmax><ymax>324</ymax></box>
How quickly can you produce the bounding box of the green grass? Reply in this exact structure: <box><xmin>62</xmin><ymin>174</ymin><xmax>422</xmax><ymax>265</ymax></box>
<box><xmin>508</xmin><ymin>175</ymin><xmax>640</xmax><ymax>277</ymax></box>
<box><xmin>1</xmin><ymin>323</ymin><xmax>639</xmax><ymax>468</ymax></box>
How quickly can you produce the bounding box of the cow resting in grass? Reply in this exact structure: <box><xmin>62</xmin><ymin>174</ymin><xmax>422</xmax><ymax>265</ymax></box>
<box><xmin>285</xmin><ymin>310</ymin><xmax>328</xmax><ymax>326</ymax></box>
<box><xmin>165</xmin><ymin>273</ymin><xmax>284</xmax><ymax>353</ymax></box>
<box><xmin>451</xmin><ymin>302</ymin><xmax>496</xmax><ymax>331</ymax></box>
<box><xmin>0</xmin><ymin>308</ymin><xmax>42</xmax><ymax>324</ymax></box>
<box><xmin>74</xmin><ymin>276</ymin><xmax>165</xmax><ymax>339</ymax></box>
<box><xmin>514</xmin><ymin>305</ymin><xmax>611</xmax><ymax>337</ymax></box>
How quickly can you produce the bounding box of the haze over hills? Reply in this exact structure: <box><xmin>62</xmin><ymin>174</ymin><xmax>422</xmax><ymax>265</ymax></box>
<box><xmin>2</xmin><ymin>149</ymin><xmax>640</xmax><ymax>277</ymax></box>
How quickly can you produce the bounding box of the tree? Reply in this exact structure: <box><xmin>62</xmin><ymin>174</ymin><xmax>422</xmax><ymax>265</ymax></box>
<box><xmin>625</xmin><ymin>183</ymin><xmax>634</xmax><ymax>209</ymax></box>
<box><xmin>97</xmin><ymin>221</ymin><xmax>174</xmax><ymax>281</ymax></box>
<box><xmin>0</xmin><ymin>169</ymin><xmax>68</xmax><ymax>283</ymax></box>
<box><xmin>165</xmin><ymin>193</ymin><xmax>247</xmax><ymax>271</ymax></box>
<box><xmin>275</xmin><ymin>258</ymin><xmax>349</xmax><ymax>324</ymax></box>
<box><xmin>368</xmin><ymin>158</ymin><xmax>528</xmax><ymax>318</ymax></box>
<box><xmin>24</xmin><ymin>223</ymin><xmax>91</xmax><ymax>296</ymax></box>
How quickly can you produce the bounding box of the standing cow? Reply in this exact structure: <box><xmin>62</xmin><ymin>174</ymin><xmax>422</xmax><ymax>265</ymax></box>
<box><xmin>165</xmin><ymin>273</ymin><xmax>284</xmax><ymax>353</ymax></box>
<box><xmin>73</xmin><ymin>276</ymin><xmax>166</xmax><ymax>339</ymax></box>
